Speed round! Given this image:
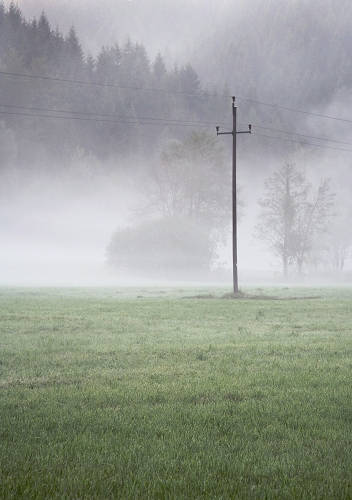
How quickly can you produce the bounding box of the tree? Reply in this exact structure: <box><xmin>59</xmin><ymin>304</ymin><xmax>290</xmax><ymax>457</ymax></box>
<box><xmin>63</xmin><ymin>25</ymin><xmax>84</xmax><ymax>77</ymax></box>
<box><xmin>0</xmin><ymin>120</ymin><xmax>17</xmax><ymax>167</ymax></box>
<box><xmin>95</xmin><ymin>43</ymin><xmax>121</xmax><ymax>84</ymax></box>
<box><xmin>152</xmin><ymin>52</ymin><xmax>167</xmax><ymax>84</ymax></box>
<box><xmin>7</xmin><ymin>1</ymin><xmax>23</xmax><ymax>31</ymax></box>
<box><xmin>132</xmin><ymin>131</ymin><xmax>234</xmax><ymax>242</ymax></box>
<box><xmin>255</xmin><ymin>162</ymin><xmax>335</xmax><ymax>279</ymax></box>
<box><xmin>315</xmin><ymin>207</ymin><xmax>352</xmax><ymax>272</ymax></box>
<box><xmin>327</xmin><ymin>212</ymin><xmax>352</xmax><ymax>272</ymax></box>
<box><xmin>119</xmin><ymin>38</ymin><xmax>150</xmax><ymax>88</ymax></box>
<box><xmin>0</xmin><ymin>120</ymin><xmax>18</xmax><ymax>200</ymax></box>
<box><xmin>106</xmin><ymin>216</ymin><xmax>217</xmax><ymax>276</ymax></box>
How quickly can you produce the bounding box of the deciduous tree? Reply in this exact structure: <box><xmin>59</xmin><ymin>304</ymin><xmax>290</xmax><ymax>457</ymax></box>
<box><xmin>132</xmin><ymin>131</ymin><xmax>235</xmax><ymax>242</ymax></box>
<box><xmin>255</xmin><ymin>162</ymin><xmax>335</xmax><ymax>278</ymax></box>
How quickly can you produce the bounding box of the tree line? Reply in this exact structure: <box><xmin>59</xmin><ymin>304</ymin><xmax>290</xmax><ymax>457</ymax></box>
<box><xmin>0</xmin><ymin>1</ymin><xmax>229</xmax><ymax>172</ymax></box>
<box><xmin>195</xmin><ymin>0</ymin><xmax>352</xmax><ymax>114</ymax></box>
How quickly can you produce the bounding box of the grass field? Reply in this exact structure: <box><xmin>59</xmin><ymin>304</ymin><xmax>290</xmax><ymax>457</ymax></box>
<box><xmin>1</xmin><ymin>286</ymin><xmax>352</xmax><ymax>499</ymax></box>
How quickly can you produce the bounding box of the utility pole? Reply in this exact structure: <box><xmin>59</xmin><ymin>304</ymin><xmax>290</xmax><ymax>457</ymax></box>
<box><xmin>216</xmin><ymin>96</ymin><xmax>251</xmax><ymax>293</ymax></box>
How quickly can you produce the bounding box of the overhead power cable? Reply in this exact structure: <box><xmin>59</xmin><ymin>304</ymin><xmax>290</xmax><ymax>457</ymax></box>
<box><xmin>2</xmin><ymin>69</ymin><xmax>352</xmax><ymax>125</ymax></box>
<box><xmin>0</xmin><ymin>109</ymin><xmax>218</xmax><ymax>129</ymax></box>
<box><xmin>236</xmin><ymin>96</ymin><xmax>352</xmax><ymax>124</ymax></box>
<box><xmin>0</xmin><ymin>70</ymin><xmax>219</xmax><ymax>98</ymax></box>
<box><xmin>3</xmin><ymin>114</ymin><xmax>352</xmax><ymax>152</ymax></box>
<box><xmin>253</xmin><ymin>125</ymin><xmax>352</xmax><ymax>148</ymax></box>
<box><xmin>1</xmin><ymin>104</ymin><xmax>352</xmax><ymax>150</ymax></box>
<box><xmin>0</xmin><ymin>102</ymin><xmax>229</xmax><ymax>127</ymax></box>
<box><xmin>211</xmin><ymin>124</ymin><xmax>352</xmax><ymax>148</ymax></box>
<box><xmin>251</xmin><ymin>132</ymin><xmax>352</xmax><ymax>153</ymax></box>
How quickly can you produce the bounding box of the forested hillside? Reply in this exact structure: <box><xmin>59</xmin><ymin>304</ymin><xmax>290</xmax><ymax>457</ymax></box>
<box><xmin>194</xmin><ymin>0</ymin><xmax>352</xmax><ymax>110</ymax></box>
<box><xmin>10</xmin><ymin>0</ymin><xmax>220</xmax><ymax>59</ymax></box>
<box><xmin>1</xmin><ymin>0</ymin><xmax>352</xmax><ymax>281</ymax></box>
<box><xmin>3</xmin><ymin>0</ymin><xmax>352</xmax><ymax>176</ymax></box>
<box><xmin>0</xmin><ymin>1</ymin><xmax>230</xmax><ymax>175</ymax></box>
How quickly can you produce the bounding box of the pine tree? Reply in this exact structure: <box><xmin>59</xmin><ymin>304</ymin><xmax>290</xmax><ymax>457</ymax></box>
<box><xmin>0</xmin><ymin>2</ymin><xmax>8</xmax><ymax>51</ymax></box>
<box><xmin>63</xmin><ymin>25</ymin><xmax>84</xmax><ymax>77</ymax></box>
<box><xmin>7</xmin><ymin>1</ymin><xmax>23</xmax><ymax>30</ymax></box>
<box><xmin>178</xmin><ymin>63</ymin><xmax>203</xmax><ymax>116</ymax></box>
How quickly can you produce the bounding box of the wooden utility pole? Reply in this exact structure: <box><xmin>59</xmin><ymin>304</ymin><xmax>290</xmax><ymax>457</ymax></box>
<box><xmin>216</xmin><ymin>96</ymin><xmax>251</xmax><ymax>293</ymax></box>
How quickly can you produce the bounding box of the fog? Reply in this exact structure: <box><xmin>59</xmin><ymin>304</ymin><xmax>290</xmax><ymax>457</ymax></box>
<box><xmin>14</xmin><ymin>0</ymin><xmax>246</xmax><ymax>62</ymax></box>
<box><xmin>0</xmin><ymin>167</ymin><xmax>131</xmax><ymax>285</ymax></box>
<box><xmin>1</xmin><ymin>0</ymin><xmax>352</xmax><ymax>286</ymax></box>
<box><xmin>0</xmin><ymin>164</ymin><xmax>273</xmax><ymax>287</ymax></box>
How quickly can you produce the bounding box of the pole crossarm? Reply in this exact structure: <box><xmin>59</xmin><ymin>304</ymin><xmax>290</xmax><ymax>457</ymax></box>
<box><xmin>215</xmin><ymin>96</ymin><xmax>251</xmax><ymax>293</ymax></box>
<box><xmin>216</xmin><ymin>126</ymin><xmax>251</xmax><ymax>136</ymax></box>
<box><xmin>236</xmin><ymin>128</ymin><xmax>252</xmax><ymax>134</ymax></box>
<box><xmin>216</xmin><ymin>128</ymin><xmax>232</xmax><ymax>136</ymax></box>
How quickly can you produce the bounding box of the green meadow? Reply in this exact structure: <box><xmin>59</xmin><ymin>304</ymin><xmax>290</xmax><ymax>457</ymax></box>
<box><xmin>1</xmin><ymin>286</ymin><xmax>352</xmax><ymax>499</ymax></box>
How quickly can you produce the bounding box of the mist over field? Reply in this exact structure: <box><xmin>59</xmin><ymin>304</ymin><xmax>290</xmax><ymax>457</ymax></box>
<box><xmin>1</xmin><ymin>0</ymin><xmax>352</xmax><ymax>285</ymax></box>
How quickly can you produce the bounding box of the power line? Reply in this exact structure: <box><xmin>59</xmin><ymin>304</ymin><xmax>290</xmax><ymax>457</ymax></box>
<box><xmin>0</xmin><ymin>102</ymin><xmax>229</xmax><ymax>127</ymax></box>
<box><xmin>2</xmin><ymin>103</ymin><xmax>351</xmax><ymax>149</ymax></box>
<box><xmin>0</xmin><ymin>109</ymin><xmax>218</xmax><ymax>129</ymax></box>
<box><xmin>237</xmin><ymin>96</ymin><xmax>352</xmax><ymax>124</ymax></box>
<box><xmin>251</xmin><ymin>132</ymin><xmax>352</xmax><ymax>153</ymax></box>
<box><xmin>2</xmin><ymin>70</ymin><xmax>352</xmax><ymax>147</ymax></box>
<box><xmin>0</xmin><ymin>70</ymin><xmax>221</xmax><ymax>98</ymax></box>
<box><xmin>207</xmin><ymin>124</ymin><xmax>352</xmax><ymax>148</ymax></box>
<box><xmin>2</xmin><ymin>70</ymin><xmax>352</xmax><ymax>125</ymax></box>
<box><xmin>253</xmin><ymin>125</ymin><xmax>352</xmax><ymax>147</ymax></box>
<box><xmin>5</xmin><ymin>100</ymin><xmax>347</xmax><ymax>146</ymax></box>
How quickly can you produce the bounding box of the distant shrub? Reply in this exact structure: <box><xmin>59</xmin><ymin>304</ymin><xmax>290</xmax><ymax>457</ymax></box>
<box><xmin>106</xmin><ymin>216</ymin><xmax>217</xmax><ymax>275</ymax></box>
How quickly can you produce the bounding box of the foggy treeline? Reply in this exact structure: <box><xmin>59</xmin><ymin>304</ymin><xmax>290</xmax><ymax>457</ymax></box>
<box><xmin>1</xmin><ymin>0</ymin><xmax>352</xmax><ymax>283</ymax></box>
<box><xmin>0</xmin><ymin>1</ymin><xmax>229</xmax><ymax>168</ymax></box>
<box><xmin>195</xmin><ymin>0</ymin><xmax>352</xmax><ymax>109</ymax></box>
<box><xmin>5</xmin><ymin>0</ymin><xmax>352</xmax><ymax>170</ymax></box>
